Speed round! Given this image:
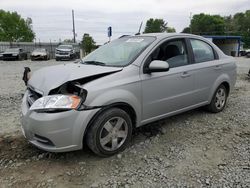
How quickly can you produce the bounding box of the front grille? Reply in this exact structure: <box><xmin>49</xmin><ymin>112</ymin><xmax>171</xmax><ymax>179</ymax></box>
<box><xmin>27</xmin><ymin>87</ymin><xmax>43</xmax><ymax>107</ymax></box>
<box><xmin>57</xmin><ymin>51</ymin><xmax>69</xmax><ymax>55</ymax></box>
<box><xmin>3</xmin><ymin>54</ymin><xmax>12</xmax><ymax>57</ymax></box>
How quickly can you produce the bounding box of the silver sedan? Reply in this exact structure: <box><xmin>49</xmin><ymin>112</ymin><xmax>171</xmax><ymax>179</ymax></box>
<box><xmin>21</xmin><ymin>33</ymin><xmax>237</xmax><ymax>156</ymax></box>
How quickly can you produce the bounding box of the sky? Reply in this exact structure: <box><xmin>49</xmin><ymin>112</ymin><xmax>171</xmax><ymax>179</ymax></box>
<box><xmin>1</xmin><ymin>0</ymin><xmax>249</xmax><ymax>44</ymax></box>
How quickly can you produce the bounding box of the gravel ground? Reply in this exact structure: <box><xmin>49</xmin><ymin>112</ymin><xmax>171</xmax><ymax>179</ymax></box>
<box><xmin>0</xmin><ymin>57</ymin><xmax>249</xmax><ymax>188</ymax></box>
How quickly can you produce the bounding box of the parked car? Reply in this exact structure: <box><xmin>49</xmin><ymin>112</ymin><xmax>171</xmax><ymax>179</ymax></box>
<box><xmin>2</xmin><ymin>48</ymin><xmax>27</xmax><ymax>60</ymax></box>
<box><xmin>55</xmin><ymin>44</ymin><xmax>76</xmax><ymax>61</ymax></box>
<box><xmin>0</xmin><ymin>51</ymin><xmax>3</xmax><ymax>60</ymax></box>
<box><xmin>21</xmin><ymin>33</ymin><xmax>237</xmax><ymax>156</ymax></box>
<box><xmin>245</xmin><ymin>49</ymin><xmax>250</xmax><ymax>58</ymax></box>
<box><xmin>31</xmin><ymin>48</ymin><xmax>50</xmax><ymax>61</ymax></box>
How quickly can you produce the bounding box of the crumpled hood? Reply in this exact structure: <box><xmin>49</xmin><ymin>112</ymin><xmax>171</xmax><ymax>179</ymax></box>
<box><xmin>31</xmin><ymin>52</ymin><xmax>46</xmax><ymax>56</ymax></box>
<box><xmin>28</xmin><ymin>63</ymin><xmax>122</xmax><ymax>95</ymax></box>
<box><xmin>56</xmin><ymin>49</ymin><xmax>72</xmax><ymax>52</ymax></box>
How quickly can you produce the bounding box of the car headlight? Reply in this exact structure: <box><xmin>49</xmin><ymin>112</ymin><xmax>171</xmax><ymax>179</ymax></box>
<box><xmin>30</xmin><ymin>95</ymin><xmax>82</xmax><ymax>111</ymax></box>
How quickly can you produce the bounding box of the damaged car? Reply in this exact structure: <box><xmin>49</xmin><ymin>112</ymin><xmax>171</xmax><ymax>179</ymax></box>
<box><xmin>21</xmin><ymin>33</ymin><xmax>237</xmax><ymax>156</ymax></box>
<box><xmin>31</xmin><ymin>48</ymin><xmax>50</xmax><ymax>61</ymax></box>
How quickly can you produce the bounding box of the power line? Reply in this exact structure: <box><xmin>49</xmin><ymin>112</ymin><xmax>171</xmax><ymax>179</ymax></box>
<box><xmin>72</xmin><ymin>10</ymin><xmax>76</xmax><ymax>43</ymax></box>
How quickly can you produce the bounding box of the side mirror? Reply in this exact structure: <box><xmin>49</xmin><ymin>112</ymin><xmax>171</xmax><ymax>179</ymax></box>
<box><xmin>145</xmin><ymin>60</ymin><xmax>169</xmax><ymax>74</ymax></box>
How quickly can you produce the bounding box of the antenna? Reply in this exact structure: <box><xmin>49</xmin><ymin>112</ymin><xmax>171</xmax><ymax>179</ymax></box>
<box><xmin>135</xmin><ymin>21</ymin><xmax>143</xmax><ymax>35</ymax></box>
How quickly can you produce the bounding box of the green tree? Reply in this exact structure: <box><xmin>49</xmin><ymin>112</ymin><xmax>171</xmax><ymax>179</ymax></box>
<box><xmin>166</xmin><ymin>27</ymin><xmax>176</xmax><ymax>33</ymax></box>
<box><xmin>190</xmin><ymin>13</ymin><xmax>226</xmax><ymax>35</ymax></box>
<box><xmin>0</xmin><ymin>10</ymin><xmax>35</xmax><ymax>42</ymax></box>
<box><xmin>144</xmin><ymin>18</ymin><xmax>169</xmax><ymax>33</ymax></box>
<box><xmin>81</xmin><ymin>33</ymin><xmax>96</xmax><ymax>54</ymax></box>
<box><xmin>232</xmin><ymin>10</ymin><xmax>250</xmax><ymax>48</ymax></box>
<box><xmin>223</xmin><ymin>10</ymin><xmax>250</xmax><ymax>48</ymax></box>
<box><xmin>182</xmin><ymin>27</ymin><xmax>191</xmax><ymax>33</ymax></box>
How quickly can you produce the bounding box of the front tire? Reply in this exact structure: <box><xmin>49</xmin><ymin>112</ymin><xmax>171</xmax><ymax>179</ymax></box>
<box><xmin>86</xmin><ymin>108</ymin><xmax>133</xmax><ymax>157</ymax></box>
<box><xmin>207</xmin><ymin>84</ymin><xmax>228</xmax><ymax>113</ymax></box>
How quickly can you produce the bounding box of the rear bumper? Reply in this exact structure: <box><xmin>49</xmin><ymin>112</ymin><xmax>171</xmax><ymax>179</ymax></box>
<box><xmin>21</xmin><ymin>91</ymin><xmax>100</xmax><ymax>152</ymax></box>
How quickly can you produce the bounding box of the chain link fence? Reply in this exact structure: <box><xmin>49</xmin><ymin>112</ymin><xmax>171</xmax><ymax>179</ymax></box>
<box><xmin>0</xmin><ymin>42</ymin><xmax>81</xmax><ymax>59</ymax></box>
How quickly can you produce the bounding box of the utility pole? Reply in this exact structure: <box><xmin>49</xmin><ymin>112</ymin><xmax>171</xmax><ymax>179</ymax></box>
<box><xmin>189</xmin><ymin>12</ymin><xmax>192</xmax><ymax>34</ymax></box>
<box><xmin>72</xmin><ymin>10</ymin><xmax>76</xmax><ymax>43</ymax></box>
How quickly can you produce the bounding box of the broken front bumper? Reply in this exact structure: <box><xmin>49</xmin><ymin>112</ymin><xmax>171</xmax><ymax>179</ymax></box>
<box><xmin>21</xmin><ymin>91</ymin><xmax>99</xmax><ymax>152</ymax></box>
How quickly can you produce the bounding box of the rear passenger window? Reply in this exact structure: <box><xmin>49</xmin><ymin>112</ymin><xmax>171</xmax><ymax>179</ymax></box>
<box><xmin>190</xmin><ymin>39</ymin><xmax>215</xmax><ymax>63</ymax></box>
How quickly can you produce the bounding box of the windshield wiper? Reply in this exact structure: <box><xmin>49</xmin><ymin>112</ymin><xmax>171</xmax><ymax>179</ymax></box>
<box><xmin>83</xmin><ymin>61</ymin><xmax>106</xmax><ymax>66</ymax></box>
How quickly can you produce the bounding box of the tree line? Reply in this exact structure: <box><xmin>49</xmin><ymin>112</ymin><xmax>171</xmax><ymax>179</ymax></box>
<box><xmin>182</xmin><ymin>10</ymin><xmax>250</xmax><ymax>47</ymax></box>
<box><xmin>0</xmin><ymin>9</ymin><xmax>249</xmax><ymax>53</ymax></box>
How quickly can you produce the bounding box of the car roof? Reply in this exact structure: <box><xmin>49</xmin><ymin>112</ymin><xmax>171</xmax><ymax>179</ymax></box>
<box><xmin>34</xmin><ymin>48</ymin><xmax>46</xmax><ymax>50</ymax></box>
<box><xmin>59</xmin><ymin>44</ymin><xmax>73</xmax><ymax>47</ymax></box>
<box><xmin>7</xmin><ymin>48</ymin><xmax>21</xmax><ymax>49</ymax></box>
<box><xmin>139</xmin><ymin>33</ymin><xmax>205</xmax><ymax>40</ymax></box>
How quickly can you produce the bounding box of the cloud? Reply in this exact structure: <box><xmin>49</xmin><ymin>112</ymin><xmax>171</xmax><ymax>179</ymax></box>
<box><xmin>1</xmin><ymin>0</ymin><xmax>249</xmax><ymax>43</ymax></box>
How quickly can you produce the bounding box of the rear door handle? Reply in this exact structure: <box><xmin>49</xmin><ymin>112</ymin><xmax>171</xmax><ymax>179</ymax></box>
<box><xmin>214</xmin><ymin>65</ymin><xmax>222</xmax><ymax>70</ymax></box>
<box><xmin>181</xmin><ymin>71</ymin><xmax>191</xmax><ymax>78</ymax></box>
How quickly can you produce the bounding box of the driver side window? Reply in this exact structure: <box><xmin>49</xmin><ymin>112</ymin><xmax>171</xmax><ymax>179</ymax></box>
<box><xmin>149</xmin><ymin>39</ymin><xmax>188</xmax><ymax>68</ymax></box>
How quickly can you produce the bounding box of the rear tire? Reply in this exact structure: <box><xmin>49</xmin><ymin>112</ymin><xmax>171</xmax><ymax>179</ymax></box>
<box><xmin>207</xmin><ymin>84</ymin><xmax>228</xmax><ymax>113</ymax></box>
<box><xmin>86</xmin><ymin>108</ymin><xmax>133</xmax><ymax>157</ymax></box>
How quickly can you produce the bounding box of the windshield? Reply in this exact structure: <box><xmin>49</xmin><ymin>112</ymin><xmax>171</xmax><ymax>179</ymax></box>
<box><xmin>58</xmin><ymin>45</ymin><xmax>73</xmax><ymax>50</ymax></box>
<box><xmin>33</xmin><ymin>48</ymin><xmax>46</xmax><ymax>52</ymax></box>
<box><xmin>5</xmin><ymin>48</ymin><xmax>19</xmax><ymax>53</ymax></box>
<box><xmin>81</xmin><ymin>36</ymin><xmax>155</xmax><ymax>67</ymax></box>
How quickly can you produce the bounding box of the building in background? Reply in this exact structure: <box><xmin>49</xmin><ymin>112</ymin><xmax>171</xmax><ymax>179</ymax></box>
<box><xmin>203</xmin><ymin>35</ymin><xmax>241</xmax><ymax>57</ymax></box>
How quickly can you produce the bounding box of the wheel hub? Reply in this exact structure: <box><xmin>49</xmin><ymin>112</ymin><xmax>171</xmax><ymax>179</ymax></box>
<box><xmin>99</xmin><ymin>117</ymin><xmax>128</xmax><ymax>151</ymax></box>
<box><xmin>215</xmin><ymin>88</ymin><xmax>226</xmax><ymax>110</ymax></box>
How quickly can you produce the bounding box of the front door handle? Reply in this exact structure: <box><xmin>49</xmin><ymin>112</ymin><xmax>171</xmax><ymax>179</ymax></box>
<box><xmin>214</xmin><ymin>65</ymin><xmax>222</xmax><ymax>70</ymax></box>
<box><xmin>181</xmin><ymin>71</ymin><xmax>191</xmax><ymax>78</ymax></box>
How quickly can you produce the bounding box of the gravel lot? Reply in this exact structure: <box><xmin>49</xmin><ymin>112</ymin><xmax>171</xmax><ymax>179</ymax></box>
<box><xmin>0</xmin><ymin>58</ymin><xmax>249</xmax><ymax>187</ymax></box>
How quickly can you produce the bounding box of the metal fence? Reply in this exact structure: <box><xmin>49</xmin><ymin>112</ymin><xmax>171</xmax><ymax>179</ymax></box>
<box><xmin>0</xmin><ymin>42</ymin><xmax>81</xmax><ymax>59</ymax></box>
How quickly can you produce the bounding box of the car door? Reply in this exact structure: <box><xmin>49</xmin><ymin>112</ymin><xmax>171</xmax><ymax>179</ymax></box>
<box><xmin>140</xmin><ymin>38</ymin><xmax>196</xmax><ymax>124</ymax></box>
<box><xmin>187</xmin><ymin>38</ymin><xmax>223</xmax><ymax>104</ymax></box>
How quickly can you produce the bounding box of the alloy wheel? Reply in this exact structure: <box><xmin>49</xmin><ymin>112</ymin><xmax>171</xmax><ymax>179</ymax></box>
<box><xmin>215</xmin><ymin>88</ymin><xmax>226</xmax><ymax>110</ymax></box>
<box><xmin>99</xmin><ymin>117</ymin><xmax>128</xmax><ymax>151</ymax></box>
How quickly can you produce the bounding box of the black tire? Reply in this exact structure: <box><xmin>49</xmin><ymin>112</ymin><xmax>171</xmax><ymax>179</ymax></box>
<box><xmin>207</xmin><ymin>84</ymin><xmax>228</xmax><ymax>113</ymax></box>
<box><xmin>56</xmin><ymin>58</ymin><xmax>59</xmax><ymax>61</ymax></box>
<box><xmin>86</xmin><ymin>108</ymin><xmax>133</xmax><ymax>157</ymax></box>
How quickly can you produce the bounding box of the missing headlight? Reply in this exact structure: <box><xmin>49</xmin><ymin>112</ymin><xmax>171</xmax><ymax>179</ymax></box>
<box><xmin>48</xmin><ymin>82</ymin><xmax>87</xmax><ymax>111</ymax></box>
